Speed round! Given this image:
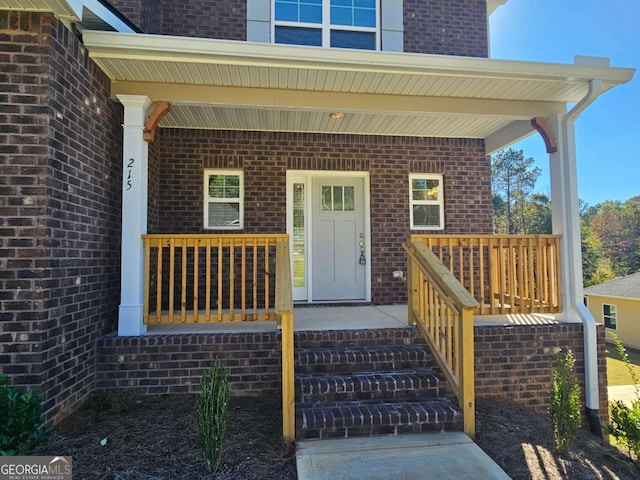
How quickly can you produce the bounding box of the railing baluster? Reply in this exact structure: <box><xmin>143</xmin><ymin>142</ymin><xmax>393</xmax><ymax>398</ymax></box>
<box><xmin>205</xmin><ymin>238</ymin><xmax>211</xmax><ymax>322</ymax></box>
<box><xmin>181</xmin><ymin>239</ymin><xmax>187</xmax><ymax>323</ymax></box>
<box><xmin>194</xmin><ymin>238</ymin><xmax>199</xmax><ymax>323</ymax></box>
<box><xmin>217</xmin><ymin>237</ymin><xmax>223</xmax><ymax>322</ymax></box>
<box><xmin>253</xmin><ymin>241</ymin><xmax>258</xmax><ymax>318</ymax></box>
<box><xmin>241</xmin><ymin>239</ymin><xmax>246</xmax><ymax>321</ymax></box>
<box><xmin>265</xmin><ymin>239</ymin><xmax>270</xmax><ymax>315</ymax></box>
<box><xmin>229</xmin><ymin>238</ymin><xmax>235</xmax><ymax>320</ymax></box>
<box><xmin>168</xmin><ymin>237</ymin><xmax>175</xmax><ymax>324</ymax></box>
<box><xmin>156</xmin><ymin>240</ymin><xmax>163</xmax><ymax>324</ymax></box>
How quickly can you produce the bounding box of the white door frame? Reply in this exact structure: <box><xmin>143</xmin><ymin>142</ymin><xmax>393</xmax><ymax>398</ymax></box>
<box><xmin>286</xmin><ymin>170</ymin><xmax>371</xmax><ymax>303</ymax></box>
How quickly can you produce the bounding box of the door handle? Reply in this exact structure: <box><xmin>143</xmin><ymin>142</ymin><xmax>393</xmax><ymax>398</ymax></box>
<box><xmin>359</xmin><ymin>240</ymin><xmax>366</xmax><ymax>265</ymax></box>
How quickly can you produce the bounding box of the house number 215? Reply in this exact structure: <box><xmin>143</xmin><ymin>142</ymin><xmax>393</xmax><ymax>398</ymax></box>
<box><xmin>126</xmin><ymin>158</ymin><xmax>134</xmax><ymax>190</ymax></box>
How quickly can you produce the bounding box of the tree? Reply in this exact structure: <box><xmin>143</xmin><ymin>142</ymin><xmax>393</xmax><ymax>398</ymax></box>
<box><xmin>586</xmin><ymin>197</ymin><xmax>640</xmax><ymax>277</ymax></box>
<box><xmin>491</xmin><ymin>149</ymin><xmax>542</xmax><ymax>234</ymax></box>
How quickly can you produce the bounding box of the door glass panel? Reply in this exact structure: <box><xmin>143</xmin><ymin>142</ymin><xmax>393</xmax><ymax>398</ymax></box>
<box><xmin>344</xmin><ymin>186</ymin><xmax>354</xmax><ymax>211</ymax></box>
<box><xmin>293</xmin><ymin>183</ymin><xmax>305</xmax><ymax>288</ymax></box>
<box><xmin>321</xmin><ymin>185</ymin><xmax>355</xmax><ymax>211</ymax></box>
<box><xmin>321</xmin><ymin>185</ymin><xmax>332</xmax><ymax>211</ymax></box>
<box><xmin>333</xmin><ymin>186</ymin><xmax>343</xmax><ymax>211</ymax></box>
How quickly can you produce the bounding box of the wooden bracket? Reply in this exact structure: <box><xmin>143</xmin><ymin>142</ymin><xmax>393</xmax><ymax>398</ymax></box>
<box><xmin>143</xmin><ymin>101</ymin><xmax>171</xmax><ymax>143</ymax></box>
<box><xmin>531</xmin><ymin>117</ymin><xmax>558</xmax><ymax>153</ymax></box>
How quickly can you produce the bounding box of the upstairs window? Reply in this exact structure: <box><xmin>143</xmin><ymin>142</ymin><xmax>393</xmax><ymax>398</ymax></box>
<box><xmin>204</xmin><ymin>170</ymin><xmax>244</xmax><ymax>230</ymax></box>
<box><xmin>273</xmin><ymin>0</ymin><xmax>379</xmax><ymax>50</ymax></box>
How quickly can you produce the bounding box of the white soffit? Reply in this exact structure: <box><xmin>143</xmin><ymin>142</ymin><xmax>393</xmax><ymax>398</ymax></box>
<box><xmin>82</xmin><ymin>31</ymin><xmax>634</xmax><ymax>141</ymax></box>
<box><xmin>163</xmin><ymin>104</ymin><xmax>514</xmax><ymax>138</ymax></box>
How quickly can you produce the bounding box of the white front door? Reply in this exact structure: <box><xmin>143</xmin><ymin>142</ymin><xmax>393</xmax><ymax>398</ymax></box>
<box><xmin>287</xmin><ymin>172</ymin><xmax>369</xmax><ymax>302</ymax></box>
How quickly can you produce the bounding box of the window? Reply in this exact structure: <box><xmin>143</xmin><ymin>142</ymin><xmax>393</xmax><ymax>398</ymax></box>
<box><xmin>204</xmin><ymin>170</ymin><xmax>243</xmax><ymax>229</ymax></box>
<box><xmin>603</xmin><ymin>303</ymin><xmax>617</xmax><ymax>330</ymax></box>
<box><xmin>273</xmin><ymin>0</ymin><xmax>379</xmax><ymax>50</ymax></box>
<box><xmin>410</xmin><ymin>174</ymin><xmax>444</xmax><ymax>230</ymax></box>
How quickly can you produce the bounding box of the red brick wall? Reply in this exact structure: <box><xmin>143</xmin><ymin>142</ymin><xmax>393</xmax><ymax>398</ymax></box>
<box><xmin>404</xmin><ymin>0</ymin><xmax>488</xmax><ymax>57</ymax></box>
<box><xmin>109</xmin><ymin>1</ymin><xmax>487</xmax><ymax>56</ymax></box>
<box><xmin>0</xmin><ymin>11</ymin><xmax>123</xmax><ymax>423</ymax></box>
<box><xmin>475</xmin><ymin>324</ymin><xmax>609</xmax><ymax>423</ymax></box>
<box><xmin>160</xmin><ymin>0</ymin><xmax>246</xmax><ymax>40</ymax></box>
<box><xmin>96</xmin><ymin>332</ymin><xmax>283</xmax><ymax>395</ymax></box>
<box><xmin>95</xmin><ymin>324</ymin><xmax>610</xmax><ymax>424</ymax></box>
<box><xmin>151</xmin><ymin>129</ymin><xmax>492</xmax><ymax>304</ymax></box>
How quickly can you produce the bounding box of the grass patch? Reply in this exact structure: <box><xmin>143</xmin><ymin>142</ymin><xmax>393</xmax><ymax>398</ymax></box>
<box><xmin>607</xmin><ymin>343</ymin><xmax>640</xmax><ymax>386</ymax></box>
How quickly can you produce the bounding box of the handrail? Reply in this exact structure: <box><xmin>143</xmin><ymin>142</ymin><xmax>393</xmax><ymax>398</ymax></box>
<box><xmin>411</xmin><ymin>234</ymin><xmax>561</xmax><ymax>315</ymax></box>
<box><xmin>275</xmin><ymin>238</ymin><xmax>295</xmax><ymax>441</ymax></box>
<box><xmin>404</xmin><ymin>240</ymin><xmax>478</xmax><ymax>439</ymax></box>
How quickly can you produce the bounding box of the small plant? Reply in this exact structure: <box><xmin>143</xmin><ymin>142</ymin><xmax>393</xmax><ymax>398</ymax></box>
<box><xmin>549</xmin><ymin>349</ymin><xmax>582</xmax><ymax>455</ymax></box>
<box><xmin>195</xmin><ymin>359</ymin><xmax>230</xmax><ymax>473</ymax></box>
<box><xmin>607</xmin><ymin>333</ymin><xmax>640</xmax><ymax>463</ymax></box>
<box><xmin>0</xmin><ymin>374</ymin><xmax>51</xmax><ymax>455</ymax></box>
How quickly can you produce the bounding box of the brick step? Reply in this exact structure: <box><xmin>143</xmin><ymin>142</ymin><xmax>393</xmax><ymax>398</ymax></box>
<box><xmin>295</xmin><ymin>345</ymin><xmax>436</xmax><ymax>374</ymax></box>
<box><xmin>295</xmin><ymin>368</ymin><xmax>448</xmax><ymax>403</ymax></box>
<box><xmin>296</xmin><ymin>398</ymin><xmax>463</xmax><ymax>440</ymax></box>
<box><xmin>294</xmin><ymin>328</ymin><xmax>421</xmax><ymax>349</ymax></box>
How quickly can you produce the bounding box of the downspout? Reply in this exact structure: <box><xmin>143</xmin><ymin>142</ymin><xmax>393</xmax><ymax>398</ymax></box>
<box><xmin>561</xmin><ymin>79</ymin><xmax>604</xmax><ymax>438</ymax></box>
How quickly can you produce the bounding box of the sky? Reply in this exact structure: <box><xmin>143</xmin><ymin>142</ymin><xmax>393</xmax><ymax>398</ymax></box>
<box><xmin>489</xmin><ymin>0</ymin><xmax>639</xmax><ymax>207</ymax></box>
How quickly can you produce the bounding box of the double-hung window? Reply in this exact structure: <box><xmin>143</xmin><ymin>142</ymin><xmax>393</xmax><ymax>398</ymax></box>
<box><xmin>204</xmin><ymin>170</ymin><xmax>244</xmax><ymax>229</ymax></box>
<box><xmin>273</xmin><ymin>0</ymin><xmax>379</xmax><ymax>50</ymax></box>
<box><xmin>603</xmin><ymin>303</ymin><xmax>617</xmax><ymax>330</ymax></box>
<box><xmin>410</xmin><ymin>174</ymin><xmax>444</xmax><ymax>230</ymax></box>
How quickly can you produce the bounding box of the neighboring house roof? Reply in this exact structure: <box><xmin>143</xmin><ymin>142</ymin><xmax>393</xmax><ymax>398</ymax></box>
<box><xmin>584</xmin><ymin>272</ymin><xmax>640</xmax><ymax>299</ymax></box>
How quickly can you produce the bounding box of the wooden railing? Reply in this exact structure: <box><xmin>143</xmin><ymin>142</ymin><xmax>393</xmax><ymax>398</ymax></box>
<box><xmin>411</xmin><ymin>235</ymin><xmax>561</xmax><ymax>315</ymax></box>
<box><xmin>142</xmin><ymin>233</ymin><xmax>295</xmax><ymax>440</ymax></box>
<box><xmin>404</xmin><ymin>240</ymin><xmax>478</xmax><ymax>438</ymax></box>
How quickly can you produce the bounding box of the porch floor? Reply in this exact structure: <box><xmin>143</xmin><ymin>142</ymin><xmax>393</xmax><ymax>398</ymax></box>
<box><xmin>145</xmin><ymin>305</ymin><xmax>567</xmax><ymax>334</ymax></box>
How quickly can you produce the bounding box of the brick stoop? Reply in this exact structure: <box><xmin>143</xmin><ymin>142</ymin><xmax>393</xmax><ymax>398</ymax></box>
<box><xmin>294</xmin><ymin>329</ymin><xmax>463</xmax><ymax>440</ymax></box>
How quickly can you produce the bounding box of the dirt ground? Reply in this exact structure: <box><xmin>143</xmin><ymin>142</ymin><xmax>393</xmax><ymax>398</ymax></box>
<box><xmin>41</xmin><ymin>394</ymin><xmax>639</xmax><ymax>479</ymax></box>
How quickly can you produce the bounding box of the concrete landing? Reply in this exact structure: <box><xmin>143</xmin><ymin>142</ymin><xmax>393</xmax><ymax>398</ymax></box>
<box><xmin>296</xmin><ymin>433</ymin><xmax>511</xmax><ymax>480</ymax></box>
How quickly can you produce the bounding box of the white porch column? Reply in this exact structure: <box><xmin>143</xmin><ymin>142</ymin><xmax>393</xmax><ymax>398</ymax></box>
<box><xmin>548</xmin><ymin>113</ymin><xmax>583</xmax><ymax>321</ymax></box>
<box><xmin>117</xmin><ymin>95</ymin><xmax>152</xmax><ymax>336</ymax></box>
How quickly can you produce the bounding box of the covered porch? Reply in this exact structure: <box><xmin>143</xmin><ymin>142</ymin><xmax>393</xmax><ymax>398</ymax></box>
<box><xmin>79</xmin><ymin>31</ymin><xmax>633</xmax><ymax>442</ymax></box>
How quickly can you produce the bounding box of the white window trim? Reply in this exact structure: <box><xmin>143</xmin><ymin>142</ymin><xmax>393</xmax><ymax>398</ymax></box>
<box><xmin>203</xmin><ymin>169</ymin><xmax>244</xmax><ymax>230</ymax></box>
<box><xmin>602</xmin><ymin>303</ymin><xmax>617</xmax><ymax>330</ymax></box>
<box><xmin>409</xmin><ymin>173</ymin><xmax>445</xmax><ymax>231</ymax></box>
<box><xmin>271</xmin><ymin>0</ymin><xmax>381</xmax><ymax>50</ymax></box>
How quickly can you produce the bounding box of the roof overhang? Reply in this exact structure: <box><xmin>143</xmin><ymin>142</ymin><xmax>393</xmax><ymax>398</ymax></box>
<box><xmin>82</xmin><ymin>31</ymin><xmax>634</xmax><ymax>154</ymax></box>
<box><xmin>0</xmin><ymin>0</ymin><xmax>137</xmax><ymax>32</ymax></box>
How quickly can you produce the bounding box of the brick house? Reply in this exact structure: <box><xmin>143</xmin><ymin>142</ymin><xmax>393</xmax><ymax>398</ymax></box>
<box><xmin>0</xmin><ymin>0</ymin><xmax>634</xmax><ymax>440</ymax></box>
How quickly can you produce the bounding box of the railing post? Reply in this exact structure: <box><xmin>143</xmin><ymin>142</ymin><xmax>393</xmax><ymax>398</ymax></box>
<box><xmin>280</xmin><ymin>310</ymin><xmax>295</xmax><ymax>441</ymax></box>
<box><xmin>460</xmin><ymin>306</ymin><xmax>476</xmax><ymax>440</ymax></box>
<box><xmin>275</xmin><ymin>238</ymin><xmax>295</xmax><ymax>441</ymax></box>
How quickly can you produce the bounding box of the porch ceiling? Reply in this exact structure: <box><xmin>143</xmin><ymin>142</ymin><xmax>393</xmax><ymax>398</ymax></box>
<box><xmin>82</xmin><ymin>31</ymin><xmax>634</xmax><ymax>150</ymax></box>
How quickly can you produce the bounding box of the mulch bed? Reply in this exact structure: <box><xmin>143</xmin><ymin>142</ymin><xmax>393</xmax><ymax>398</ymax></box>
<box><xmin>41</xmin><ymin>393</ymin><xmax>296</xmax><ymax>479</ymax></box>
<box><xmin>41</xmin><ymin>394</ymin><xmax>640</xmax><ymax>479</ymax></box>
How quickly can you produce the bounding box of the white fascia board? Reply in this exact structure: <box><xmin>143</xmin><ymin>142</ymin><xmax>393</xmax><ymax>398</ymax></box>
<box><xmin>82</xmin><ymin>31</ymin><xmax>634</xmax><ymax>86</ymax></box>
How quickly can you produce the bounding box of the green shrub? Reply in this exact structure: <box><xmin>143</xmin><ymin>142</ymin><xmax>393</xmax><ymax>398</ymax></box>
<box><xmin>549</xmin><ymin>350</ymin><xmax>582</xmax><ymax>455</ymax></box>
<box><xmin>0</xmin><ymin>374</ymin><xmax>51</xmax><ymax>455</ymax></box>
<box><xmin>195</xmin><ymin>359</ymin><xmax>230</xmax><ymax>473</ymax></box>
<box><xmin>607</xmin><ymin>333</ymin><xmax>640</xmax><ymax>463</ymax></box>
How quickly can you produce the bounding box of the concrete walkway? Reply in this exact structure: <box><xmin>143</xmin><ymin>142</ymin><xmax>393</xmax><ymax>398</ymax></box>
<box><xmin>296</xmin><ymin>433</ymin><xmax>511</xmax><ymax>480</ymax></box>
<box><xmin>608</xmin><ymin>384</ymin><xmax>640</xmax><ymax>406</ymax></box>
